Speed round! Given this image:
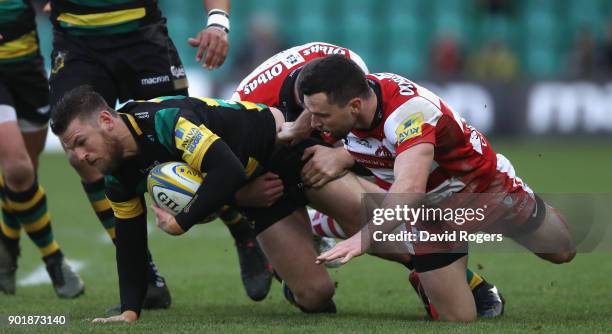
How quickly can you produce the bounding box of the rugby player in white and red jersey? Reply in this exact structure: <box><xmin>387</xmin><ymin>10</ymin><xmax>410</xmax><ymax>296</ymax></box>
<box><xmin>232</xmin><ymin>42</ymin><xmax>368</xmax><ymax>122</ymax></box>
<box><xmin>232</xmin><ymin>42</ymin><xmax>367</xmax><ymax>240</ymax></box>
<box><xmin>232</xmin><ymin>43</ymin><xmax>507</xmax><ymax>319</ymax></box>
<box><xmin>296</xmin><ymin>55</ymin><xmax>576</xmax><ymax>322</ymax></box>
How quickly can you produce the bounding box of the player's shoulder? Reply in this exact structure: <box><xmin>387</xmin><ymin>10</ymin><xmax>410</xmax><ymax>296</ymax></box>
<box><xmin>234</xmin><ymin>43</ymin><xmax>322</xmax><ymax>93</ymax></box>
<box><xmin>121</xmin><ymin>96</ymin><xmax>194</xmax><ymax>125</ymax></box>
<box><xmin>368</xmin><ymin>73</ymin><xmax>419</xmax><ymax>97</ymax></box>
<box><xmin>233</xmin><ymin>51</ymin><xmax>293</xmax><ymax>103</ymax></box>
<box><xmin>299</xmin><ymin>42</ymin><xmax>368</xmax><ymax>71</ymax></box>
<box><xmin>368</xmin><ymin>73</ymin><xmax>444</xmax><ymax>139</ymax></box>
<box><xmin>120</xmin><ymin>95</ymin><xmax>190</xmax><ymax>112</ymax></box>
<box><xmin>120</xmin><ymin>96</ymin><xmax>207</xmax><ymax>145</ymax></box>
<box><xmin>370</xmin><ymin>73</ymin><xmax>443</xmax><ymax>114</ymax></box>
<box><xmin>297</xmin><ymin>42</ymin><xmax>349</xmax><ymax>57</ymax></box>
<box><xmin>234</xmin><ymin>42</ymin><xmax>360</xmax><ymax>102</ymax></box>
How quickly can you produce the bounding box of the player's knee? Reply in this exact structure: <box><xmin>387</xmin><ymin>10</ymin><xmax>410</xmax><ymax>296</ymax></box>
<box><xmin>538</xmin><ymin>243</ymin><xmax>576</xmax><ymax>264</ymax></box>
<box><xmin>550</xmin><ymin>229</ymin><xmax>576</xmax><ymax>263</ymax></box>
<box><xmin>561</xmin><ymin>248</ymin><xmax>577</xmax><ymax>263</ymax></box>
<box><xmin>548</xmin><ymin>248</ymin><xmax>576</xmax><ymax>264</ymax></box>
<box><xmin>2</xmin><ymin>158</ymin><xmax>35</xmax><ymax>191</ymax></box>
<box><xmin>293</xmin><ymin>278</ymin><xmax>335</xmax><ymax>311</ymax></box>
<box><xmin>553</xmin><ymin>209</ymin><xmax>576</xmax><ymax>263</ymax></box>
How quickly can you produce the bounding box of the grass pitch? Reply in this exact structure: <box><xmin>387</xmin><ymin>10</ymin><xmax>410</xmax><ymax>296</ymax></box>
<box><xmin>0</xmin><ymin>138</ymin><xmax>611</xmax><ymax>333</ymax></box>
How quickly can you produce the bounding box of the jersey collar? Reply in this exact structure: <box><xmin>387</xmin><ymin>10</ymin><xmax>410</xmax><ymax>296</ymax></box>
<box><xmin>278</xmin><ymin>67</ymin><xmax>303</xmax><ymax>122</ymax></box>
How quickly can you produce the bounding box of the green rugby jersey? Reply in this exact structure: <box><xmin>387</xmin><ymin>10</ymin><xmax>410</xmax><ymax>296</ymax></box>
<box><xmin>105</xmin><ymin>95</ymin><xmax>277</xmax><ymax>314</ymax></box>
<box><xmin>106</xmin><ymin>95</ymin><xmax>275</xmax><ymax>229</ymax></box>
<box><xmin>50</xmin><ymin>0</ymin><xmax>162</xmax><ymax>35</ymax></box>
<box><xmin>0</xmin><ymin>0</ymin><xmax>39</xmax><ymax>62</ymax></box>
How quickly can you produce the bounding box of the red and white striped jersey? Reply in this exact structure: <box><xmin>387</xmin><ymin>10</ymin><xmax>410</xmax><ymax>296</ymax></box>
<box><xmin>346</xmin><ymin>73</ymin><xmax>517</xmax><ymax>195</ymax></box>
<box><xmin>231</xmin><ymin>42</ymin><xmax>368</xmax><ymax>110</ymax></box>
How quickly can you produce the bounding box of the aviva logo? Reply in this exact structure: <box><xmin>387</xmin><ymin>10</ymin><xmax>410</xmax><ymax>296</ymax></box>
<box><xmin>395</xmin><ymin>112</ymin><xmax>424</xmax><ymax>144</ymax></box>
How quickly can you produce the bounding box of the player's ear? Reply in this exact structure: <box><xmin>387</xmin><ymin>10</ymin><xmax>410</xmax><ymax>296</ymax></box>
<box><xmin>348</xmin><ymin>97</ymin><xmax>362</xmax><ymax>115</ymax></box>
<box><xmin>98</xmin><ymin>110</ymin><xmax>114</xmax><ymax>130</ymax></box>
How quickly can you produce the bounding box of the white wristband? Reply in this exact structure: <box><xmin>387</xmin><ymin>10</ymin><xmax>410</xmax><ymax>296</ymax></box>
<box><xmin>207</xmin><ymin>10</ymin><xmax>230</xmax><ymax>33</ymax></box>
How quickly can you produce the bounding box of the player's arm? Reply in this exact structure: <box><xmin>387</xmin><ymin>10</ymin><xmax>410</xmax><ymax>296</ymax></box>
<box><xmin>317</xmin><ymin>96</ymin><xmax>441</xmax><ymax>264</ymax></box>
<box><xmin>301</xmin><ymin>145</ymin><xmax>355</xmax><ymax>188</ymax></box>
<box><xmin>278</xmin><ymin>108</ymin><xmax>356</xmax><ymax>187</ymax></box>
<box><xmin>280</xmin><ymin>106</ymin><xmax>355</xmax><ymax>187</ymax></box>
<box><xmin>188</xmin><ymin>0</ymin><xmax>230</xmax><ymax>69</ymax></box>
<box><xmin>315</xmin><ymin>144</ymin><xmax>433</xmax><ymax>264</ymax></box>
<box><xmin>174</xmin><ymin>139</ymin><xmax>247</xmax><ymax>232</ymax></box>
<box><xmin>93</xmin><ymin>180</ymin><xmax>148</xmax><ymax>323</ymax></box>
<box><xmin>155</xmin><ymin>114</ymin><xmax>247</xmax><ymax>234</ymax></box>
<box><xmin>277</xmin><ymin>108</ymin><xmax>314</xmax><ymax>145</ymax></box>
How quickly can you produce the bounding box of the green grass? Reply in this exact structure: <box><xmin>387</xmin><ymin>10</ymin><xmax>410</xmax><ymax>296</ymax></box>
<box><xmin>0</xmin><ymin>139</ymin><xmax>611</xmax><ymax>333</ymax></box>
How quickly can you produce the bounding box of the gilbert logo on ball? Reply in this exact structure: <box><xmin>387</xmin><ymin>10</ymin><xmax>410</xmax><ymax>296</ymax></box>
<box><xmin>147</xmin><ymin>162</ymin><xmax>203</xmax><ymax>215</ymax></box>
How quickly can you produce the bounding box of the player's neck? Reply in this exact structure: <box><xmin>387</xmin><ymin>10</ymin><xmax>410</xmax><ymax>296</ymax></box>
<box><xmin>356</xmin><ymin>88</ymin><xmax>378</xmax><ymax>129</ymax></box>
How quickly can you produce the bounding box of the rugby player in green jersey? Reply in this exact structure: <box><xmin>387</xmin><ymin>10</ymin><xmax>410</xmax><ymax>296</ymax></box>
<box><xmin>46</xmin><ymin>0</ymin><xmax>272</xmax><ymax>306</ymax></box>
<box><xmin>0</xmin><ymin>0</ymin><xmax>84</xmax><ymax>299</ymax></box>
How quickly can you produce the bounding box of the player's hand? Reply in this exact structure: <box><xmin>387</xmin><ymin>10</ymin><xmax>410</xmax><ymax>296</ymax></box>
<box><xmin>277</xmin><ymin>122</ymin><xmax>311</xmax><ymax>146</ymax></box>
<box><xmin>235</xmin><ymin>172</ymin><xmax>284</xmax><ymax>207</ymax></box>
<box><xmin>92</xmin><ymin>311</ymin><xmax>138</xmax><ymax>323</ymax></box>
<box><xmin>188</xmin><ymin>27</ymin><xmax>228</xmax><ymax>70</ymax></box>
<box><xmin>151</xmin><ymin>204</ymin><xmax>185</xmax><ymax>235</ymax></box>
<box><xmin>301</xmin><ymin>145</ymin><xmax>351</xmax><ymax>188</ymax></box>
<box><xmin>316</xmin><ymin>231</ymin><xmax>365</xmax><ymax>265</ymax></box>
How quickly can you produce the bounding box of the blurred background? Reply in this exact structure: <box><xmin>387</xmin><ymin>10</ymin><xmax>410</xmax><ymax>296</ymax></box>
<box><xmin>4</xmin><ymin>2</ymin><xmax>609</xmax><ymax>328</ymax></box>
<box><xmin>32</xmin><ymin>0</ymin><xmax>612</xmax><ymax>148</ymax></box>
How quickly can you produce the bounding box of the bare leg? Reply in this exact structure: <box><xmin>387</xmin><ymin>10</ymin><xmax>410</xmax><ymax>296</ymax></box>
<box><xmin>256</xmin><ymin>208</ymin><xmax>335</xmax><ymax>311</ymax></box>
<box><xmin>21</xmin><ymin>127</ymin><xmax>47</xmax><ymax>170</ymax></box>
<box><xmin>418</xmin><ymin>255</ymin><xmax>476</xmax><ymax>322</ymax></box>
<box><xmin>512</xmin><ymin>202</ymin><xmax>576</xmax><ymax>264</ymax></box>
<box><xmin>306</xmin><ymin>173</ymin><xmax>412</xmax><ymax>263</ymax></box>
<box><xmin>0</xmin><ymin>122</ymin><xmax>35</xmax><ymax>191</ymax></box>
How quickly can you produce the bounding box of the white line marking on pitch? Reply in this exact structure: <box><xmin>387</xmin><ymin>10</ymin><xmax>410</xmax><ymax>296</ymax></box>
<box><xmin>18</xmin><ymin>259</ymin><xmax>86</xmax><ymax>286</ymax></box>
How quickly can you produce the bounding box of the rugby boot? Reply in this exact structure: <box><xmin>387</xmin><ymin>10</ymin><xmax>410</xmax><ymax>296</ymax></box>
<box><xmin>235</xmin><ymin>232</ymin><xmax>273</xmax><ymax>301</ymax></box>
<box><xmin>0</xmin><ymin>235</ymin><xmax>18</xmax><ymax>295</ymax></box>
<box><xmin>473</xmin><ymin>280</ymin><xmax>505</xmax><ymax>318</ymax></box>
<box><xmin>45</xmin><ymin>252</ymin><xmax>85</xmax><ymax>299</ymax></box>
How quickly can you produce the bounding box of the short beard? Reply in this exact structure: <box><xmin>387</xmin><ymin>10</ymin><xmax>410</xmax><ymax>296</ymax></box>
<box><xmin>330</xmin><ymin>125</ymin><xmax>352</xmax><ymax>140</ymax></box>
<box><xmin>96</xmin><ymin>134</ymin><xmax>123</xmax><ymax>175</ymax></box>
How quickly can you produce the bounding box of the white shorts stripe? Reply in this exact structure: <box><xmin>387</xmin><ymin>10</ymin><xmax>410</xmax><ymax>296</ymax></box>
<box><xmin>496</xmin><ymin>154</ymin><xmax>533</xmax><ymax>194</ymax></box>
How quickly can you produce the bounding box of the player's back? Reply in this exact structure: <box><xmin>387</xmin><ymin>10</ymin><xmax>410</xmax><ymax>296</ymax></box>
<box><xmin>119</xmin><ymin>96</ymin><xmax>277</xmax><ymax>168</ymax></box>
<box><xmin>232</xmin><ymin>42</ymin><xmax>369</xmax><ymax>110</ymax></box>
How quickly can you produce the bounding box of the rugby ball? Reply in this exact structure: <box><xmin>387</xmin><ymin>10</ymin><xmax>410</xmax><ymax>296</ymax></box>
<box><xmin>147</xmin><ymin>162</ymin><xmax>203</xmax><ymax>215</ymax></box>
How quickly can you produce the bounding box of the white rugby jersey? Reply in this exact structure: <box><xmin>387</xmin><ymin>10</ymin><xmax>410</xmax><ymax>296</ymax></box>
<box><xmin>346</xmin><ymin>73</ymin><xmax>502</xmax><ymax>195</ymax></box>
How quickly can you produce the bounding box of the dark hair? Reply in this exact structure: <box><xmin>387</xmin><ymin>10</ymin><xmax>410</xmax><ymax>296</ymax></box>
<box><xmin>50</xmin><ymin>85</ymin><xmax>115</xmax><ymax>135</ymax></box>
<box><xmin>297</xmin><ymin>54</ymin><xmax>370</xmax><ymax>106</ymax></box>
